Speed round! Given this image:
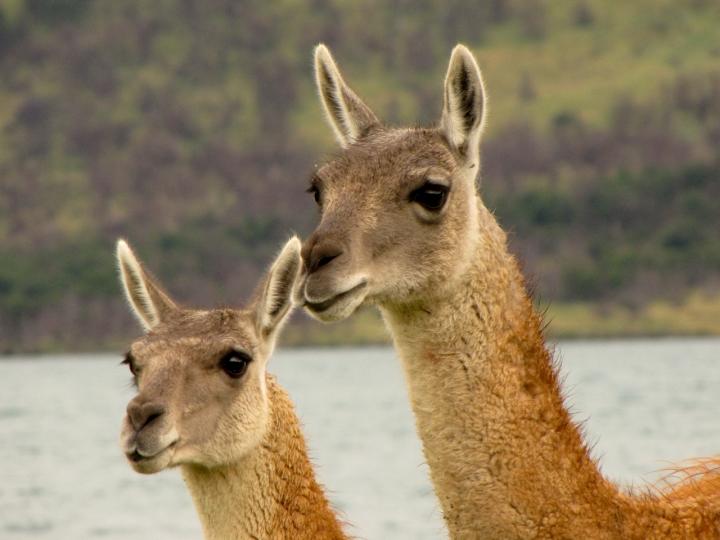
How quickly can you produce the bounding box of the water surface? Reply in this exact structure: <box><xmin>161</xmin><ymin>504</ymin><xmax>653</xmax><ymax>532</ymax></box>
<box><xmin>1</xmin><ymin>339</ymin><xmax>719</xmax><ymax>539</ymax></box>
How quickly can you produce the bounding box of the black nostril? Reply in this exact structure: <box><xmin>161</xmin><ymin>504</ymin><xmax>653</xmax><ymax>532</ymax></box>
<box><xmin>145</xmin><ymin>413</ymin><xmax>162</xmax><ymax>425</ymax></box>
<box><xmin>305</xmin><ymin>241</ymin><xmax>344</xmax><ymax>274</ymax></box>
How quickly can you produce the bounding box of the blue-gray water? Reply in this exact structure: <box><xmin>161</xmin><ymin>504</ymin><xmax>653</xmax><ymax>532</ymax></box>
<box><xmin>1</xmin><ymin>340</ymin><xmax>720</xmax><ymax>539</ymax></box>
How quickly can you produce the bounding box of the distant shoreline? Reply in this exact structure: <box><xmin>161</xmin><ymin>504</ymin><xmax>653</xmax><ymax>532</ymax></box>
<box><xmin>284</xmin><ymin>291</ymin><xmax>720</xmax><ymax>346</ymax></box>
<box><xmin>544</xmin><ymin>291</ymin><xmax>720</xmax><ymax>339</ymax></box>
<box><xmin>4</xmin><ymin>293</ymin><xmax>720</xmax><ymax>355</ymax></box>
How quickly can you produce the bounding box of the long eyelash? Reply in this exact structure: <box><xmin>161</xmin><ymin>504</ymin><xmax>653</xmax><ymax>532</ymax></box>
<box><xmin>308</xmin><ymin>172</ymin><xmax>321</xmax><ymax>187</ymax></box>
<box><xmin>308</xmin><ymin>172</ymin><xmax>325</xmax><ymax>194</ymax></box>
<box><xmin>306</xmin><ymin>175</ymin><xmax>323</xmax><ymax>208</ymax></box>
<box><xmin>122</xmin><ymin>351</ymin><xmax>139</xmax><ymax>380</ymax></box>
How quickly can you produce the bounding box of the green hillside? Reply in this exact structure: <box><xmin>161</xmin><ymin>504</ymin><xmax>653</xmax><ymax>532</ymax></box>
<box><xmin>1</xmin><ymin>0</ymin><xmax>720</xmax><ymax>352</ymax></box>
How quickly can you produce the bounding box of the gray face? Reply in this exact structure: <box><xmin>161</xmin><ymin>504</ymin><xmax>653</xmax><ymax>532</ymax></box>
<box><xmin>294</xmin><ymin>128</ymin><xmax>482</xmax><ymax>321</ymax></box>
<box><xmin>119</xmin><ymin>309</ymin><xmax>271</xmax><ymax>474</ymax></box>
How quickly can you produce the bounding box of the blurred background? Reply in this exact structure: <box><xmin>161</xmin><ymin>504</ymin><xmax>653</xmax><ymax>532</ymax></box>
<box><xmin>1</xmin><ymin>0</ymin><xmax>720</xmax><ymax>352</ymax></box>
<box><xmin>2</xmin><ymin>3</ymin><xmax>720</xmax><ymax>540</ymax></box>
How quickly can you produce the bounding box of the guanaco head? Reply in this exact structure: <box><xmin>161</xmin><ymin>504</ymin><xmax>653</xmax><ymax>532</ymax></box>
<box><xmin>117</xmin><ymin>237</ymin><xmax>301</xmax><ymax>474</ymax></box>
<box><xmin>294</xmin><ymin>44</ymin><xmax>488</xmax><ymax>321</ymax></box>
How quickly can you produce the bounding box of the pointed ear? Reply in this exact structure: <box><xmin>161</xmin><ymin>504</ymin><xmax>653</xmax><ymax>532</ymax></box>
<box><xmin>254</xmin><ymin>237</ymin><xmax>302</xmax><ymax>337</ymax></box>
<box><xmin>315</xmin><ymin>44</ymin><xmax>380</xmax><ymax>148</ymax></box>
<box><xmin>116</xmin><ymin>240</ymin><xmax>176</xmax><ymax>331</ymax></box>
<box><xmin>441</xmin><ymin>45</ymin><xmax>487</xmax><ymax>175</ymax></box>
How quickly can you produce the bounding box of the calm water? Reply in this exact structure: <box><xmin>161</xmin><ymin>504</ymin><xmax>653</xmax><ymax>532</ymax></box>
<box><xmin>1</xmin><ymin>340</ymin><xmax>720</xmax><ymax>539</ymax></box>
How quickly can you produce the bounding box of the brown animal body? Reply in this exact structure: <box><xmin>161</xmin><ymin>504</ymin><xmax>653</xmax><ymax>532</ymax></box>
<box><xmin>293</xmin><ymin>44</ymin><xmax>720</xmax><ymax>539</ymax></box>
<box><xmin>117</xmin><ymin>238</ymin><xmax>350</xmax><ymax>540</ymax></box>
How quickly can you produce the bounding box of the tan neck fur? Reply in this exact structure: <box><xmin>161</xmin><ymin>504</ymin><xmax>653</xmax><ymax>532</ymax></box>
<box><xmin>381</xmin><ymin>205</ymin><xmax>720</xmax><ymax>540</ymax></box>
<box><xmin>181</xmin><ymin>376</ymin><xmax>349</xmax><ymax>540</ymax></box>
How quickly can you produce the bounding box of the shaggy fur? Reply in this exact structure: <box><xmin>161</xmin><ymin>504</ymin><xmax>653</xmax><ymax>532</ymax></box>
<box><xmin>294</xmin><ymin>44</ymin><xmax>720</xmax><ymax>539</ymax></box>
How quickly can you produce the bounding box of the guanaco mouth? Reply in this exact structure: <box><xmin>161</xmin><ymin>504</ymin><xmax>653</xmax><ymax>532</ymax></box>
<box><xmin>127</xmin><ymin>440</ymin><xmax>177</xmax><ymax>462</ymax></box>
<box><xmin>305</xmin><ymin>281</ymin><xmax>368</xmax><ymax>313</ymax></box>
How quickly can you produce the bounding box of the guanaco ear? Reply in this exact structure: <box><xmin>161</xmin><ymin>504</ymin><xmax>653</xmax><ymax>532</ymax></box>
<box><xmin>116</xmin><ymin>240</ymin><xmax>176</xmax><ymax>331</ymax></box>
<box><xmin>315</xmin><ymin>44</ymin><xmax>380</xmax><ymax>148</ymax></box>
<box><xmin>254</xmin><ymin>237</ymin><xmax>302</xmax><ymax>337</ymax></box>
<box><xmin>441</xmin><ymin>45</ymin><xmax>487</xmax><ymax>177</ymax></box>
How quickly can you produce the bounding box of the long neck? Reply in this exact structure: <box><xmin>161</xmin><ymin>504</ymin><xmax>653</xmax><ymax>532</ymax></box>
<box><xmin>180</xmin><ymin>378</ymin><xmax>348</xmax><ymax>540</ymax></box>
<box><xmin>381</xmin><ymin>203</ymin><xmax>708</xmax><ymax>539</ymax></box>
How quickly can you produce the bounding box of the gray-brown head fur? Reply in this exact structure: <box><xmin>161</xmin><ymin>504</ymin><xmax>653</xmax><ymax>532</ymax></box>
<box><xmin>294</xmin><ymin>44</ymin><xmax>488</xmax><ymax>321</ymax></box>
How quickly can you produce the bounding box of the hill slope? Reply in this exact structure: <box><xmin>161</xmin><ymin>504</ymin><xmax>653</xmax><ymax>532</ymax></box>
<box><xmin>1</xmin><ymin>0</ymin><xmax>720</xmax><ymax>351</ymax></box>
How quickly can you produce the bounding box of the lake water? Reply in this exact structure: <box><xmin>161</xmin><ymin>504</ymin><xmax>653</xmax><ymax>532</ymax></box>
<box><xmin>1</xmin><ymin>339</ymin><xmax>720</xmax><ymax>539</ymax></box>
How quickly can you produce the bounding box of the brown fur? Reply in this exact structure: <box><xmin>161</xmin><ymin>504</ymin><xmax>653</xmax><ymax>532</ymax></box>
<box><xmin>182</xmin><ymin>378</ymin><xmax>350</xmax><ymax>540</ymax></box>
<box><xmin>294</xmin><ymin>45</ymin><xmax>720</xmax><ymax>539</ymax></box>
<box><xmin>117</xmin><ymin>238</ymin><xmax>350</xmax><ymax>540</ymax></box>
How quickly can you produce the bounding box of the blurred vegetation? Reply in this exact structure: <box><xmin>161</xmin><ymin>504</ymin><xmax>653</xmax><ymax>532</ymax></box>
<box><xmin>1</xmin><ymin>0</ymin><xmax>720</xmax><ymax>352</ymax></box>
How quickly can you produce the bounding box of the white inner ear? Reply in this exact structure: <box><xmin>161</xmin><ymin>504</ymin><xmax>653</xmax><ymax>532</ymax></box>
<box><xmin>336</xmin><ymin>87</ymin><xmax>361</xmax><ymax>143</ymax></box>
<box><xmin>315</xmin><ymin>44</ymin><xmax>378</xmax><ymax>149</ymax></box>
<box><xmin>261</xmin><ymin>269</ymin><xmax>289</xmax><ymax>331</ymax></box>
<box><xmin>316</xmin><ymin>52</ymin><xmax>353</xmax><ymax>146</ymax></box>
<box><xmin>322</xmin><ymin>83</ymin><xmax>350</xmax><ymax>146</ymax></box>
<box><xmin>258</xmin><ymin>238</ymin><xmax>301</xmax><ymax>334</ymax></box>
<box><xmin>442</xmin><ymin>46</ymin><xmax>488</xmax><ymax>174</ymax></box>
<box><xmin>444</xmin><ymin>88</ymin><xmax>471</xmax><ymax>151</ymax></box>
<box><xmin>117</xmin><ymin>241</ymin><xmax>159</xmax><ymax>330</ymax></box>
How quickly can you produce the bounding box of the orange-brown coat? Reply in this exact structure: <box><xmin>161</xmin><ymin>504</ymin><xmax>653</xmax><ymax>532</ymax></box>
<box><xmin>295</xmin><ymin>44</ymin><xmax>720</xmax><ymax>539</ymax></box>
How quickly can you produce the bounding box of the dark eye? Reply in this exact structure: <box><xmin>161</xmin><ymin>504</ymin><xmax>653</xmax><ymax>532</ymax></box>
<box><xmin>122</xmin><ymin>352</ymin><xmax>138</xmax><ymax>376</ymax></box>
<box><xmin>220</xmin><ymin>351</ymin><xmax>252</xmax><ymax>379</ymax></box>
<box><xmin>410</xmin><ymin>183</ymin><xmax>449</xmax><ymax>211</ymax></box>
<box><xmin>307</xmin><ymin>185</ymin><xmax>321</xmax><ymax>206</ymax></box>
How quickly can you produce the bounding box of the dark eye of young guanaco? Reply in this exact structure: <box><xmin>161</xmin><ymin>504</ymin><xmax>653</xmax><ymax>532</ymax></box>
<box><xmin>410</xmin><ymin>182</ymin><xmax>449</xmax><ymax>211</ymax></box>
<box><xmin>122</xmin><ymin>352</ymin><xmax>138</xmax><ymax>376</ymax></box>
<box><xmin>220</xmin><ymin>350</ymin><xmax>252</xmax><ymax>379</ymax></box>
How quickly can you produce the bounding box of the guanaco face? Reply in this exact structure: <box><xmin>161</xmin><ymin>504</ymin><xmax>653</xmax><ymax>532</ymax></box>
<box><xmin>117</xmin><ymin>238</ymin><xmax>301</xmax><ymax>474</ymax></box>
<box><xmin>294</xmin><ymin>45</ymin><xmax>488</xmax><ymax>321</ymax></box>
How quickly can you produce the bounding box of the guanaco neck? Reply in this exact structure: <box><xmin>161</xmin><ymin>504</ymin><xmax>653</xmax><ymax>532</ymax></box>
<box><xmin>180</xmin><ymin>377</ymin><xmax>348</xmax><ymax>540</ymax></box>
<box><xmin>381</xmin><ymin>203</ymin><xmax>720</xmax><ymax>539</ymax></box>
<box><xmin>381</xmin><ymin>204</ymin><xmax>627</xmax><ymax>539</ymax></box>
